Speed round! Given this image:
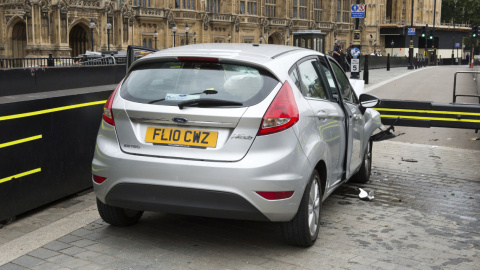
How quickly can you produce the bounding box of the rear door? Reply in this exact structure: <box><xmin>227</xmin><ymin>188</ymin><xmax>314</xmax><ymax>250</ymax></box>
<box><xmin>292</xmin><ymin>56</ymin><xmax>346</xmax><ymax>187</ymax></box>
<box><xmin>113</xmin><ymin>58</ymin><xmax>281</xmax><ymax>162</ymax></box>
<box><xmin>327</xmin><ymin>59</ymin><xmax>365</xmax><ymax>178</ymax></box>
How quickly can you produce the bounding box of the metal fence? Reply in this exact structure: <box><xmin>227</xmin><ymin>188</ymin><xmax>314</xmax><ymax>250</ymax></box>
<box><xmin>0</xmin><ymin>56</ymin><xmax>126</xmax><ymax>69</ymax></box>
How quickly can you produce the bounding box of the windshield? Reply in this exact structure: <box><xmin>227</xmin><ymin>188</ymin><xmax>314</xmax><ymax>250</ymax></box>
<box><xmin>120</xmin><ymin>61</ymin><xmax>279</xmax><ymax>106</ymax></box>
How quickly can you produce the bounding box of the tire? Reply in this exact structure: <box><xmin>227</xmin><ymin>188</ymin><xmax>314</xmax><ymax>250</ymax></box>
<box><xmin>350</xmin><ymin>140</ymin><xmax>372</xmax><ymax>183</ymax></box>
<box><xmin>96</xmin><ymin>198</ymin><xmax>143</xmax><ymax>226</ymax></box>
<box><xmin>281</xmin><ymin>170</ymin><xmax>322</xmax><ymax>247</ymax></box>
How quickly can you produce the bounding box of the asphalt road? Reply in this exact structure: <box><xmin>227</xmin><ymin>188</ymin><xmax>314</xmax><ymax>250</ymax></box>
<box><xmin>368</xmin><ymin>65</ymin><xmax>480</xmax><ymax>150</ymax></box>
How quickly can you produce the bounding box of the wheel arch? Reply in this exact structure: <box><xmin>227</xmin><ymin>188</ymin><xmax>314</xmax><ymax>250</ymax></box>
<box><xmin>314</xmin><ymin>160</ymin><xmax>327</xmax><ymax>198</ymax></box>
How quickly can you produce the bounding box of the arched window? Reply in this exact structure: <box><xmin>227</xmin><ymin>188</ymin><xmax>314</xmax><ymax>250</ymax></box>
<box><xmin>143</xmin><ymin>38</ymin><xmax>147</xmax><ymax>47</ymax></box>
<box><xmin>148</xmin><ymin>39</ymin><xmax>152</xmax><ymax>49</ymax></box>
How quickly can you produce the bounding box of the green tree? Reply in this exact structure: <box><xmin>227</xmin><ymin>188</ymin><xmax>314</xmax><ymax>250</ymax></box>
<box><xmin>441</xmin><ymin>0</ymin><xmax>480</xmax><ymax>26</ymax></box>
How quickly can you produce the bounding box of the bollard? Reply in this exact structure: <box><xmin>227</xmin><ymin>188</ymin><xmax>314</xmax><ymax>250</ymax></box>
<box><xmin>363</xmin><ymin>55</ymin><xmax>369</xmax><ymax>84</ymax></box>
<box><xmin>387</xmin><ymin>53</ymin><xmax>390</xmax><ymax>71</ymax></box>
<box><xmin>47</xmin><ymin>52</ymin><xmax>54</xmax><ymax>67</ymax></box>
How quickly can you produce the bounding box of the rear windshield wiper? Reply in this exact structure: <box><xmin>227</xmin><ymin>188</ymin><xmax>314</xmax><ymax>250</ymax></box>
<box><xmin>178</xmin><ymin>98</ymin><xmax>243</xmax><ymax>109</ymax></box>
<box><xmin>148</xmin><ymin>89</ymin><xmax>218</xmax><ymax>104</ymax></box>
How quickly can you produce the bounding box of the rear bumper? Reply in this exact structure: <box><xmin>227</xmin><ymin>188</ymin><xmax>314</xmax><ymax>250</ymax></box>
<box><xmin>92</xmin><ymin>123</ymin><xmax>312</xmax><ymax>222</ymax></box>
<box><xmin>106</xmin><ymin>183</ymin><xmax>269</xmax><ymax>221</ymax></box>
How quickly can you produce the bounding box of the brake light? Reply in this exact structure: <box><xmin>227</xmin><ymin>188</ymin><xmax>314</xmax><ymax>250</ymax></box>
<box><xmin>256</xmin><ymin>191</ymin><xmax>294</xmax><ymax>200</ymax></box>
<box><xmin>92</xmin><ymin>175</ymin><xmax>107</xmax><ymax>184</ymax></box>
<box><xmin>102</xmin><ymin>82</ymin><xmax>122</xmax><ymax>126</ymax></box>
<box><xmin>177</xmin><ymin>57</ymin><xmax>218</xmax><ymax>62</ymax></box>
<box><xmin>258</xmin><ymin>81</ymin><xmax>299</xmax><ymax>136</ymax></box>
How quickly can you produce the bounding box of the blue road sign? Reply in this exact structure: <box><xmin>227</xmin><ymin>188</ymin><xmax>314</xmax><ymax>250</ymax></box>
<box><xmin>408</xmin><ymin>28</ymin><xmax>415</xmax><ymax>35</ymax></box>
<box><xmin>351</xmin><ymin>4</ymin><xmax>365</xmax><ymax>18</ymax></box>
<box><xmin>350</xmin><ymin>48</ymin><xmax>361</xmax><ymax>58</ymax></box>
<box><xmin>455</xmin><ymin>43</ymin><xmax>460</xmax><ymax>48</ymax></box>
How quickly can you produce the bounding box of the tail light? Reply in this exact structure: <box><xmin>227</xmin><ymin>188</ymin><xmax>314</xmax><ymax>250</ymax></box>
<box><xmin>258</xmin><ymin>81</ymin><xmax>299</xmax><ymax>136</ymax></box>
<box><xmin>102</xmin><ymin>81</ymin><xmax>122</xmax><ymax>126</ymax></box>
<box><xmin>256</xmin><ymin>191</ymin><xmax>294</xmax><ymax>200</ymax></box>
<box><xmin>93</xmin><ymin>175</ymin><xmax>107</xmax><ymax>184</ymax></box>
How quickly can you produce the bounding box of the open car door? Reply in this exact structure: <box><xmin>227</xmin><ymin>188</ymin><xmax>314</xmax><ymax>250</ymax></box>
<box><xmin>126</xmin><ymin>45</ymin><xmax>158</xmax><ymax>70</ymax></box>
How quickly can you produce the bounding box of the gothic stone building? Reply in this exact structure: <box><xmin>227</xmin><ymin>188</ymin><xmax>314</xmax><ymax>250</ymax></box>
<box><xmin>0</xmin><ymin>0</ymin><xmax>471</xmax><ymax>60</ymax></box>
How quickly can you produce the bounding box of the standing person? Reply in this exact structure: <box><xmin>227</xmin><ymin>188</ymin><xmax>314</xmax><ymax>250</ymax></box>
<box><xmin>346</xmin><ymin>42</ymin><xmax>354</xmax><ymax>63</ymax></box>
<box><xmin>333</xmin><ymin>40</ymin><xmax>342</xmax><ymax>63</ymax></box>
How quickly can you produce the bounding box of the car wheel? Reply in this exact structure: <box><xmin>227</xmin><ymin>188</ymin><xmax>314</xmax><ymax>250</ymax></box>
<box><xmin>96</xmin><ymin>198</ymin><xmax>143</xmax><ymax>226</ymax></box>
<box><xmin>281</xmin><ymin>170</ymin><xmax>322</xmax><ymax>247</ymax></box>
<box><xmin>350</xmin><ymin>140</ymin><xmax>372</xmax><ymax>183</ymax></box>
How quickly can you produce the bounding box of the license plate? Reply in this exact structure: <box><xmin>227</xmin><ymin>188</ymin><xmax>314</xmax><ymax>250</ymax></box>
<box><xmin>145</xmin><ymin>127</ymin><xmax>218</xmax><ymax>148</ymax></box>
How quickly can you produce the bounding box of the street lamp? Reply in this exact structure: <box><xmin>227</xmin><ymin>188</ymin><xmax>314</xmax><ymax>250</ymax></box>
<box><xmin>106</xmin><ymin>18</ymin><xmax>112</xmax><ymax>51</ymax></box>
<box><xmin>454</xmin><ymin>0</ymin><xmax>458</xmax><ymax>64</ymax></box>
<box><xmin>391</xmin><ymin>40</ymin><xmax>394</xmax><ymax>56</ymax></box>
<box><xmin>193</xmin><ymin>32</ymin><xmax>197</xmax><ymax>44</ymax></box>
<box><xmin>154</xmin><ymin>29</ymin><xmax>158</xmax><ymax>49</ymax></box>
<box><xmin>185</xmin><ymin>23</ymin><xmax>189</xmax><ymax>45</ymax></box>
<box><xmin>89</xmin><ymin>18</ymin><xmax>95</xmax><ymax>51</ymax></box>
<box><xmin>408</xmin><ymin>0</ymin><xmax>414</xmax><ymax>69</ymax></box>
<box><xmin>172</xmin><ymin>23</ymin><xmax>177</xmax><ymax>47</ymax></box>
<box><xmin>228</xmin><ymin>33</ymin><xmax>231</xmax><ymax>43</ymax></box>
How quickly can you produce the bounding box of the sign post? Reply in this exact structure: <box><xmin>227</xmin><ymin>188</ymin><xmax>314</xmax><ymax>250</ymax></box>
<box><xmin>350</xmin><ymin>2</ymin><xmax>365</xmax><ymax>79</ymax></box>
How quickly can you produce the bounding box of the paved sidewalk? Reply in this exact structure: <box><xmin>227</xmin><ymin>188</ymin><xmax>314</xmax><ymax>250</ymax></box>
<box><xmin>1</xmin><ymin>66</ymin><xmax>479</xmax><ymax>270</ymax></box>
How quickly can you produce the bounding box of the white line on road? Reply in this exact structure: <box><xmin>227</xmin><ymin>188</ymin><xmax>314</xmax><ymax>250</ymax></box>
<box><xmin>364</xmin><ymin>66</ymin><xmax>435</xmax><ymax>93</ymax></box>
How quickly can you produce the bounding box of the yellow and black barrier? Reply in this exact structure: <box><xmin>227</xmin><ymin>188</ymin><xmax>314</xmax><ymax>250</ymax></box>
<box><xmin>0</xmin><ymin>89</ymin><xmax>111</xmax><ymax>221</ymax></box>
<box><xmin>376</xmin><ymin>99</ymin><xmax>480</xmax><ymax>130</ymax></box>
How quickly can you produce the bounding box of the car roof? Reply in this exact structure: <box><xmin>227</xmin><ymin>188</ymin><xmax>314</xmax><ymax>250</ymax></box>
<box><xmin>135</xmin><ymin>43</ymin><xmax>323</xmax><ymax>67</ymax></box>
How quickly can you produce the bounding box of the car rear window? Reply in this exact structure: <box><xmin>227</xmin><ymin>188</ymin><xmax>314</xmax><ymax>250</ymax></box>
<box><xmin>120</xmin><ymin>61</ymin><xmax>280</xmax><ymax>106</ymax></box>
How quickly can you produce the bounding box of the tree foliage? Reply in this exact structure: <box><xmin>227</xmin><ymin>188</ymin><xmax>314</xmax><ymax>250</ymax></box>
<box><xmin>441</xmin><ymin>0</ymin><xmax>480</xmax><ymax>26</ymax></box>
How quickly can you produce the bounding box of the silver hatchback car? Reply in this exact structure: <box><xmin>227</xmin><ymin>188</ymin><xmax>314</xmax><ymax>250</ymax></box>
<box><xmin>92</xmin><ymin>44</ymin><xmax>382</xmax><ymax>247</ymax></box>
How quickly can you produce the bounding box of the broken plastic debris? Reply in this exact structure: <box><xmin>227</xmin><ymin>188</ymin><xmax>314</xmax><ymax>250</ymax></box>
<box><xmin>429</xmin><ymin>138</ymin><xmax>439</xmax><ymax>141</ymax></box>
<box><xmin>358</xmin><ymin>188</ymin><xmax>374</xmax><ymax>201</ymax></box>
<box><xmin>401</xmin><ymin>158</ymin><xmax>418</xmax><ymax>162</ymax></box>
<box><xmin>468</xmin><ymin>137</ymin><xmax>480</xmax><ymax>141</ymax></box>
<box><xmin>451</xmin><ymin>193</ymin><xmax>455</xmax><ymax>196</ymax></box>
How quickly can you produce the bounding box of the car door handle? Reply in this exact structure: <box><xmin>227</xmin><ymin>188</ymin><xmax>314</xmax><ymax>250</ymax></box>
<box><xmin>317</xmin><ymin>110</ymin><xmax>328</xmax><ymax>120</ymax></box>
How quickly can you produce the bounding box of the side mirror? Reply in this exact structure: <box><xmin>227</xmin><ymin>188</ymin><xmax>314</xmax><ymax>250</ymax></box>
<box><xmin>359</xmin><ymin>93</ymin><xmax>381</xmax><ymax>114</ymax></box>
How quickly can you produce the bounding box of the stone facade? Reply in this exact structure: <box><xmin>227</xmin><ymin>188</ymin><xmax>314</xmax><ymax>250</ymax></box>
<box><xmin>0</xmin><ymin>0</ymin><xmax>466</xmax><ymax>59</ymax></box>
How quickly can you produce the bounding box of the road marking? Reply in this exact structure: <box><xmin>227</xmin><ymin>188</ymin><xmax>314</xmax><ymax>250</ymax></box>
<box><xmin>376</xmin><ymin>108</ymin><xmax>480</xmax><ymax>116</ymax></box>
<box><xmin>0</xmin><ymin>100</ymin><xmax>107</xmax><ymax>122</ymax></box>
<box><xmin>0</xmin><ymin>135</ymin><xmax>42</xmax><ymax>149</ymax></box>
<box><xmin>0</xmin><ymin>204</ymin><xmax>99</xmax><ymax>266</ymax></box>
<box><xmin>0</xmin><ymin>168</ymin><xmax>42</xmax><ymax>184</ymax></box>
<box><xmin>364</xmin><ymin>67</ymin><xmax>434</xmax><ymax>93</ymax></box>
<box><xmin>380</xmin><ymin>114</ymin><xmax>480</xmax><ymax>123</ymax></box>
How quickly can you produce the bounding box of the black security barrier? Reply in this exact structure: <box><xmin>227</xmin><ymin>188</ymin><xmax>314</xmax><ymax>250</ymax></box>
<box><xmin>0</xmin><ymin>88</ymin><xmax>113</xmax><ymax>221</ymax></box>
<box><xmin>358</xmin><ymin>55</ymin><xmax>409</xmax><ymax>70</ymax></box>
<box><xmin>0</xmin><ymin>65</ymin><xmax>125</xmax><ymax>97</ymax></box>
<box><xmin>363</xmin><ymin>55</ymin><xmax>369</xmax><ymax>84</ymax></box>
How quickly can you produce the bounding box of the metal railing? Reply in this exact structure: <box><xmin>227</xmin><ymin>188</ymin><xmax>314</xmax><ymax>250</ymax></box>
<box><xmin>452</xmin><ymin>71</ymin><xmax>480</xmax><ymax>104</ymax></box>
<box><xmin>0</xmin><ymin>56</ymin><xmax>126</xmax><ymax>69</ymax></box>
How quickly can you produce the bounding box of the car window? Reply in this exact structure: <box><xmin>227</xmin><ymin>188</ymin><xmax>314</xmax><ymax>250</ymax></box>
<box><xmin>120</xmin><ymin>61</ymin><xmax>279</xmax><ymax>106</ymax></box>
<box><xmin>288</xmin><ymin>66</ymin><xmax>303</xmax><ymax>94</ymax></box>
<box><xmin>318</xmin><ymin>58</ymin><xmax>339</xmax><ymax>101</ymax></box>
<box><xmin>329</xmin><ymin>61</ymin><xmax>358</xmax><ymax>104</ymax></box>
<box><xmin>297</xmin><ymin>59</ymin><xmax>328</xmax><ymax>99</ymax></box>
